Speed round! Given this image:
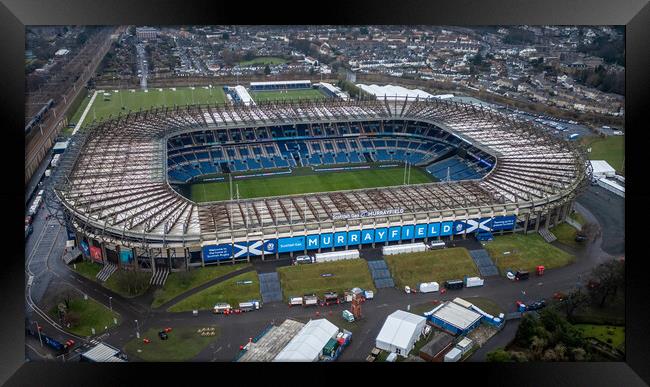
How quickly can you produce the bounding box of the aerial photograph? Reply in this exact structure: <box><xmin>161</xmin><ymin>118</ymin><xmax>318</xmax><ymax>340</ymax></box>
<box><xmin>25</xmin><ymin>25</ymin><xmax>625</xmax><ymax>363</ymax></box>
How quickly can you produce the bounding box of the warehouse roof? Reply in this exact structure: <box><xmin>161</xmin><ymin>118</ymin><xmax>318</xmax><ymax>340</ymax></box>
<box><xmin>590</xmin><ymin>160</ymin><xmax>616</xmax><ymax>176</ymax></box>
<box><xmin>376</xmin><ymin>310</ymin><xmax>426</xmax><ymax>350</ymax></box>
<box><xmin>239</xmin><ymin>319</ymin><xmax>305</xmax><ymax>362</ymax></box>
<box><xmin>429</xmin><ymin>301</ymin><xmax>482</xmax><ymax>331</ymax></box>
<box><xmin>274</xmin><ymin>319</ymin><xmax>338</xmax><ymax>362</ymax></box>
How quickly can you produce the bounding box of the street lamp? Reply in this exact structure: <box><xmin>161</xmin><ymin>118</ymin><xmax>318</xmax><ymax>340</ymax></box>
<box><xmin>135</xmin><ymin>319</ymin><xmax>140</xmax><ymax>339</ymax></box>
<box><xmin>108</xmin><ymin>296</ymin><xmax>113</xmax><ymax>311</ymax></box>
<box><xmin>34</xmin><ymin>321</ymin><xmax>43</xmax><ymax>348</ymax></box>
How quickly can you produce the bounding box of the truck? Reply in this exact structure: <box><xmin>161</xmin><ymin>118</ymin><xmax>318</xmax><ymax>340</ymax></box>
<box><xmin>303</xmin><ymin>294</ymin><xmax>319</xmax><ymax>307</ymax></box>
<box><xmin>293</xmin><ymin>255</ymin><xmax>314</xmax><ymax>265</ymax></box>
<box><xmin>342</xmin><ymin>310</ymin><xmax>355</xmax><ymax>323</ymax></box>
<box><xmin>444</xmin><ymin>279</ymin><xmax>464</xmax><ymax>290</ymax></box>
<box><xmin>364</xmin><ymin>290</ymin><xmax>374</xmax><ymax>300</ymax></box>
<box><xmin>429</xmin><ymin>241</ymin><xmax>446</xmax><ymax>250</ymax></box>
<box><xmin>212</xmin><ymin>303</ymin><xmax>232</xmax><ymax>314</ymax></box>
<box><xmin>288</xmin><ymin>296</ymin><xmax>303</xmax><ymax>307</ymax></box>
<box><xmin>515</xmin><ymin>270</ymin><xmax>530</xmax><ymax>281</ymax></box>
<box><xmin>322</xmin><ymin>291</ymin><xmax>340</xmax><ymax>306</ymax></box>
<box><xmin>238</xmin><ymin>300</ymin><xmax>261</xmax><ymax>312</ymax></box>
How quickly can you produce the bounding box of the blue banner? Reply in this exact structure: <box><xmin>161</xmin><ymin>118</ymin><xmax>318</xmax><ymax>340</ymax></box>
<box><xmin>79</xmin><ymin>240</ymin><xmax>90</xmax><ymax>256</ymax></box>
<box><xmin>388</xmin><ymin>226</ymin><xmax>401</xmax><ymax>241</ymax></box>
<box><xmin>203</xmin><ymin>244</ymin><xmax>233</xmax><ymax>262</ymax></box>
<box><xmin>491</xmin><ymin>215</ymin><xmax>517</xmax><ymax>231</ymax></box>
<box><xmin>440</xmin><ymin>221</ymin><xmax>454</xmax><ymax>236</ymax></box>
<box><xmin>428</xmin><ymin>223</ymin><xmax>440</xmax><ymax>237</ymax></box>
<box><xmin>453</xmin><ymin>220</ymin><xmax>468</xmax><ymax>235</ymax></box>
<box><xmin>347</xmin><ymin>231</ymin><xmax>361</xmax><ymax>245</ymax></box>
<box><xmin>66</xmin><ymin>227</ymin><xmax>76</xmax><ymax>241</ymax></box>
<box><xmin>320</xmin><ymin>233</ymin><xmax>333</xmax><ymax>248</ymax></box>
<box><xmin>374</xmin><ymin>228</ymin><xmax>388</xmax><ymax>243</ymax></box>
<box><xmin>361</xmin><ymin>229</ymin><xmax>375</xmax><ymax>244</ymax></box>
<box><xmin>278</xmin><ymin>237</ymin><xmax>306</xmax><ymax>253</ymax></box>
<box><xmin>306</xmin><ymin>235</ymin><xmax>320</xmax><ymax>250</ymax></box>
<box><xmin>401</xmin><ymin>225</ymin><xmax>414</xmax><ymax>240</ymax></box>
<box><xmin>334</xmin><ymin>232</ymin><xmax>347</xmax><ymax>247</ymax></box>
<box><xmin>119</xmin><ymin>248</ymin><xmax>133</xmax><ymax>263</ymax></box>
<box><xmin>263</xmin><ymin>239</ymin><xmax>277</xmax><ymax>254</ymax></box>
<box><xmin>415</xmin><ymin>224</ymin><xmax>427</xmax><ymax>239</ymax></box>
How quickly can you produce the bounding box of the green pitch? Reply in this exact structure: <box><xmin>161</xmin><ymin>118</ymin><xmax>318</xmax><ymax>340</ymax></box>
<box><xmin>69</xmin><ymin>86</ymin><xmax>227</xmax><ymax>128</ymax></box>
<box><xmin>189</xmin><ymin>166</ymin><xmax>436</xmax><ymax>202</ymax></box>
<box><xmin>250</xmin><ymin>89</ymin><xmax>327</xmax><ymax>103</ymax></box>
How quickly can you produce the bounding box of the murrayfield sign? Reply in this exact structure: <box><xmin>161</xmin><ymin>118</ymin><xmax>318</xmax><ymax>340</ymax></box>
<box><xmin>332</xmin><ymin>208</ymin><xmax>405</xmax><ymax>220</ymax></box>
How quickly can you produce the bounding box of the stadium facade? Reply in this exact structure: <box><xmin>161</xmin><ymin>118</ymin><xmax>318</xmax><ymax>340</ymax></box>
<box><xmin>51</xmin><ymin>98</ymin><xmax>590</xmax><ymax>271</ymax></box>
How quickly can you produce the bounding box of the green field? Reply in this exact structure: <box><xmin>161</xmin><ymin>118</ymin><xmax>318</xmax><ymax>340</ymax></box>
<box><xmin>49</xmin><ymin>297</ymin><xmax>120</xmax><ymax>337</ymax></box>
<box><xmin>277</xmin><ymin>259</ymin><xmax>375</xmax><ymax>300</ymax></box>
<box><xmin>250</xmin><ymin>88</ymin><xmax>327</xmax><ymax>102</ymax></box>
<box><xmin>550</xmin><ymin>222</ymin><xmax>583</xmax><ymax>249</ymax></box>
<box><xmin>151</xmin><ymin>263</ymin><xmax>251</xmax><ymax>308</ymax></box>
<box><xmin>68</xmin><ymin>86</ymin><xmax>227</xmax><ymax>129</ymax></box>
<box><xmin>238</xmin><ymin>56</ymin><xmax>288</xmax><ymax>66</ymax></box>
<box><xmin>189</xmin><ymin>166</ymin><xmax>435</xmax><ymax>202</ymax></box>
<box><xmin>103</xmin><ymin>270</ymin><xmax>151</xmax><ymax>298</ymax></box>
<box><xmin>575</xmin><ymin>324</ymin><xmax>625</xmax><ymax>350</ymax></box>
<box><xmin>582</xmin><ymin>135</ymin><xmax>625</xmax><ymax>174</ymax></box>
<box><xmin>483</xmin><ymin>233</ymin><xmax>576</xmax><ymax>274</ymax></box>
<box><xmin>123</xmin><ymin>325</ymin><xmax>219</xmax><ymax>362</ymax></box>
<box><xmin>71</xmin><ymin>261</ymin><xmax>102</xmax><ymax>280</ymax></box>
<box><xmin>167</xmin><ymin>271</ymin><xmax>260</xmax><ymax>312</ymax></box>
<box><xmin>384</xmin><ymin>247</ymin><xmax>479</xmax><ymax>288</ymax></box>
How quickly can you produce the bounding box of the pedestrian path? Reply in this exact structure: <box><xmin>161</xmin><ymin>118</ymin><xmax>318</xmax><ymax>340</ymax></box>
<box><xmin>96</xmin><ymin>263</ymin><xmax>118</xmax><ymax>282</ymax></box>
<box><xmin>468</xmin><ymin>249</ymin><xmax>499</xmax><ymax>277</ymax></box>
<box><xmin>367</xmin><ymin>259</ymin><xmax>395</xmax><ymax>288</ymax></box>
<box><xmin>150</xmin><ymin>268</ymin><xmax>169</xmax><ymax>286</ymax></box>
<box><xmin>259</xmin><ymin>272</ymin><xmax>283</xmax><ymax>303</ymax></box>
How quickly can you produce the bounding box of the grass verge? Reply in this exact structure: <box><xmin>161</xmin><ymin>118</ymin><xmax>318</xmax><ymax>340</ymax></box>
<box><xmin>167</xmin><ymin>271</ymin><xmax>260</xmax><ymax>312</ymax></box>
<box><xmin>123</xmin><ymin>325</ymin><xmax>219</xmax><ymax>362</ymax></box>
<box><xmin>151</xmin><ymin>263</ymin><xmax>251</xmax><ymax>308</ymax></box>
<box><xmin>277</xmin><ymin>258</ymin><xmax>375</xmax><ymax>301</ymax></box>
<box><xmin>384</xmin><ymin>247</ymin><xmax>479</xmax><ymax>288</ymax></box>
<box><xmin>483</xmin><ymin>233</ymin><xmax>575</xmax><ymax>274</ymax></box>
<box><xmin>49</xmin><ymin>297</ymin><xmax>120</xmax><ymax>337</ymax></box>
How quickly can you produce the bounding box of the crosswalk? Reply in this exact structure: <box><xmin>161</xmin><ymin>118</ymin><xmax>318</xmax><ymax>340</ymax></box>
<box><xmin>367</xmin><ymin>259</ymin><xmax>395</xmax><ymax>288</ymax></box>
<box><xmin>96</xmin><ymin>263</ymin><xmax>118</xmax><ymax>282</ymax></box>
<box><xmin>150</xmin><ymin>268</ymin><xmax>170</xmax><ymax>286</ymax></box>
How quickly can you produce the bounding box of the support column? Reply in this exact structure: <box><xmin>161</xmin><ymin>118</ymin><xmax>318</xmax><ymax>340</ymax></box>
<box><xmin>523</xmin><ymin>213</ymin><xmax>530</xmax><ymax>234</ymax></box>
<box><xmin>535</xmin><ymin>212</ymin><xmax>541</xmax><ymax>232</ymax></box>
<box><xmin>554</xmin><ymin>206</ymin><xmax>561</xmax><ymax>227</ymax></box>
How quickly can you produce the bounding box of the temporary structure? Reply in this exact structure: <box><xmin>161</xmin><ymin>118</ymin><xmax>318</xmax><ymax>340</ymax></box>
<box><xmin>375</xmin><ymin>310</ymin><xmax>426</xmax><ymax>357</ymax></box>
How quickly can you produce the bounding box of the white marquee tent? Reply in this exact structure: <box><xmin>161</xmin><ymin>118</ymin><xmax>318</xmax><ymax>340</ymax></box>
<box><xmin>274</xmin><ymin>318</ymin><xmax>339</xmax><ymax>362</ymax></box>
<box><xmin>375</xmin><ymin>310</ymin><xmax>427</xmax><ymax>357</ymax></box>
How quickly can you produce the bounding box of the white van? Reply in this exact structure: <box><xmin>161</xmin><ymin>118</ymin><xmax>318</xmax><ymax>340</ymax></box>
<box><xmin>294</xmin><ymin>255</ymin><xmax>313</xmax><ymax>265</ymax></box>
<box><xmin>213</xmin><ymin>303</ymin><xmax>232</xmax><ymax>314</ymax></box>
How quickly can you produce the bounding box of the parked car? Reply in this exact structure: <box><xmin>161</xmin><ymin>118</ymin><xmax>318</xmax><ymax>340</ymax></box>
<box><xmin>527</xmin><ymin>299</ymin><xmax>546</xmax><ymax>311</ymax></box>
<box><xmin>158</xmin><ymin>331</ymin><xmax>168</xmax><ymax>340</ymax></box>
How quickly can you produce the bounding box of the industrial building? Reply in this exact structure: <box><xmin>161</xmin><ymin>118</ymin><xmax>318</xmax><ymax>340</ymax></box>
<box><xmin>375</xmin><ymin>310</ymin><xmax>427</xmax><ymax>357</ymax></box>
<box><xmin>424</xmin><ymin>300</ymin><xmax>483</xmax><ymax>336</ymax></box>
<box><xmin>418</xmin><ymin>331</ymin><xmax>455</xmax><ymax>362</ymax></box>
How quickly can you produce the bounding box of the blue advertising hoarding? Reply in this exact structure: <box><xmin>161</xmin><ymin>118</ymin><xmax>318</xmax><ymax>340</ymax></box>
<box><xmin>348</xmin><ymin>231</ymin><xmax>361</xmax><ymax>245</ymax></box>
<box><xmin>263</xmin><ymin>239</ymin><xmax>278</xmax><ymax>254</ymax></box>
<box><xmin>361</xmin><ymin>229</ymin><xmax>375</xmax><ymax>244</ymax></box>
<box><xmin>415</xmin><ymin>224</ymin><xmax>427</xmax><ymax>239</ymax></box>
<box><xmin>374</xmin><ymin>228</ymin><xmax>388</xmax><ymax>242</ymax></box>
<box><xmin>79</xmin><ymin>240</ymin><xmax>90</xmax><ymax>256</ymax></box>
<box><xmin>388</xmin><ymin>226</ymin><xmax>401</xmax><ymax>241</ymax></box>
<box><xmin>278</xmin><ymin>236</ymin><xmax>306</xmax><ymax>253</ymax></box>
<box><xmin>306</xmin><ymin>235</ymin><xmax>320</xmax><ymax>250</ymax></box>
<box><xmin>334</xmin><ymin>232</ymin><xmax>347</xmax><ymax>247</ymax></box>
<box><xmin>320</xmin><ymin>233</ymin><xmax>333</xmax><ymax>248</ymax></box>
<box><xmin>119</xmin><ymin>248</ymin><xmax>133</xmax><ymax>263</ymax></box>
<box><xmin>491</xmin><ymin>215</ymin><xmax>517</xmax><ymax>230</ymax></box>
<box><xmin>401</xmin><ymin>225</ymin><xmax>415</xmax><ymax>240</ymax></box>
<box><xmin>440</xmin><ymin>221</ymin><xmax>454</xmax><ymax>236</ymax></box>
<box><xmin>203</xmin><ymin>244</ymin><xmax>233</xmax><ymax>262</ymax></box>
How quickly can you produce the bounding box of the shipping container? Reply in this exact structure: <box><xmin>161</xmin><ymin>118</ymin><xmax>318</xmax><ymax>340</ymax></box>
<box><xmin>444</xmin><ymin>347</ymin><xmax>462</xmax><ymax>362</ymax></box>
<box><xmin>444</xmin><ymin>279</ymin><xmax>464</xmax><ymax>290</ymax></box>
<box><xmin>303</xmin><ymin>294</ymin><xmax>318</xmax><ymax>307</ymax></box>
<box><xmin>464</xmin><ymin>277</ymin><xmax>484</xmax><ymax>288</ymax></box>
<box><xmin>382</xmin><ymin>242</ymin><xmax>427</xmax><ymax>256</ymax></box>
<box><xmin>239</xmin><ymin>300</ymin><xmax>261</xmax><ymax>312</ymax></box>
<box><xmin>289</xmin><ymin>296</ymin><xmax>303</xmax><ymax>306</ymax></box>
<box><xmin>314</xmin><ymin>249</ymin><xmax>359</xmax><ymax>262</ymax></box>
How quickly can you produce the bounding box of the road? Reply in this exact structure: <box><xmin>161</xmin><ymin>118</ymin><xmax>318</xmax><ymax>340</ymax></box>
<box><xmin>24</xmin><ymin>184</ymin><xmax>622</xmax><ymax>361</ymax></box>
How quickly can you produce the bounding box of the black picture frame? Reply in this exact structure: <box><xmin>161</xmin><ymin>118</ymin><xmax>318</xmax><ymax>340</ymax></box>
<box><xmin>2</xmin><ymin>0</ymin><xmax>648</xmax><ymax>385</ymax></box>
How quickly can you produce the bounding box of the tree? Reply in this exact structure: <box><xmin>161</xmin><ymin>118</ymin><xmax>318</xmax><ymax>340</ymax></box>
<box><xmin>579</xmin><ymin>221</ymin><xmax>599</xmax><ymax>241</ymax></box>
<box><xmin>559</xmin><ymin>288</ymin><xmax>589</xmax><ymax>322</ymax></box>
<box><xmin>588</xmin><ymin>259</ymin><xmax>625</xmax><ymax>307</ymax></box>
<box><xmin>486</xmin><ymin>348</ymin><xmax>512</xmax><ymax>362</ymax></box>
<box><xmin>264</xmin><ymin>65</ymin><xmax>271</xmax><ymax>76</ymax></box>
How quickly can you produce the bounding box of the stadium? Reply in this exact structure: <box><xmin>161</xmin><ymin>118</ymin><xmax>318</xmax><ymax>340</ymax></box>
<box><xmin>50</xmin><ymin>96</ymin><xmax>590</xmax><ymax>273</ymax></box>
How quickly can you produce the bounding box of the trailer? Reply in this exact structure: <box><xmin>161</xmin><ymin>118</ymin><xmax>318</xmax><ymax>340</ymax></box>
<box><xmin>213</xmin><ymin>303</ymin><xmax>232</xmax><ymax>314</ymax></box>
<box><xmin>382</xmin><ymin>242</ymin><xmax>427</xmax><ymax>256</ymax></box>
<box><xmin>444</xmin><ymin>279</ymin><xmax>464</xmax><ymax>290</ymax></box>
<box><xmin>303</xmin><ymin>294</ymin><xmax>319</xmax><ymax>307</ymax></box>
<box><xmin>364</xmin><ymin>290</ymin><xmax>374</xmax><ymax>300</ymax></box>
<box><xmin>418</xmin><ymin>282</ymin><xmax>440</xmax><ymax>293</ymax></box>
<box><xmin>464</xmin><ymin>277</ymin><xmax>484</xmax><ymax>288</ymax></box>
<box><xmin>515</xmin><ymin>271</ymin><xmax>529</xmax><ymax>281</ymax></box>
<box><xmin>238</xmin><ymin>300</ymin><xmax>261</xmax><ymax>312</ymax></box>
<box><xmin>314</xmin><ymin>249</ymin><xmax>359</xmax><ymax>263</ymax></box>
<box><xmin>288</xmin><ymin>296</ymin><xmax>303</xmax><ymax>306</ymax></box>
<box><xmin>322</xmin><ymin>291</ymin><xmax>340</xmax><ymax>306</ymax></box>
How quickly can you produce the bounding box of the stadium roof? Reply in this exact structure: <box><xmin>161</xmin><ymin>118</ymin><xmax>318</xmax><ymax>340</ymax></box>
<box><xmin>273</xmin><ymin>318</ymin><xmax>338</xmax><ymax>362</ymax></box>
<box><xmin>55</xmin><ymin>98</ymin><xmax>588</xmax><ymax>245</ymax></box>
<box><xmin>250</xmin><ymin>80</ymin><xmax>311</xmax><ymax>87</ymax></box>
<box><xmin>357</xmin><ymin>83</ymin><xmax>436</xmax><ymax>100</ymax></box>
